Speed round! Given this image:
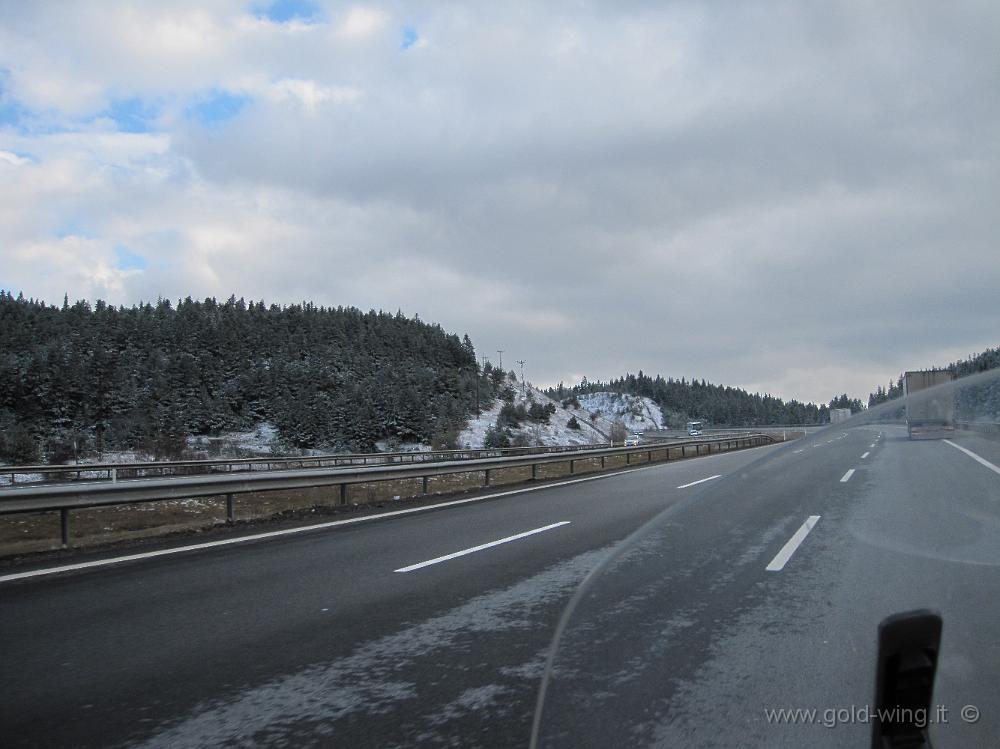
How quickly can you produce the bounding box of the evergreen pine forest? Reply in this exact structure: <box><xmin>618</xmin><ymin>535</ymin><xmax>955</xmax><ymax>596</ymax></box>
<box><xmin>1</xmin><ymin>291</ymin><xmax>997</xmax><ymax>464</ymax></box>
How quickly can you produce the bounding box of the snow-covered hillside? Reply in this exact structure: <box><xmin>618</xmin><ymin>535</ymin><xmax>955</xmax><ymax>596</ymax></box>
<box><xmin>20</xmin><ymin>389</ymin><xmax>665</xmax><ymax>464</ymax></box>
<box><xmin>574</xmin><ymin>392</ymin><xmax>664</xmax><ymax>433</ymax></box>
<box><xmin>457</xmin><ymin>378</ymin><xmax>664</xmax><ymax>448</ymax></box>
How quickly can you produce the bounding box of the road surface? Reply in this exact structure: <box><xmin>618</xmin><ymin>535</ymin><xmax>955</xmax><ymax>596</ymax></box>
<box><xmin>535</xmin><ymin>425</ymin><xmax>1000</xmax><ymax>748</ymax></box>
<box><xmin>2</xmin><ymin>426</ymin><xmax>999</xmax><ymax>747</ymax></box>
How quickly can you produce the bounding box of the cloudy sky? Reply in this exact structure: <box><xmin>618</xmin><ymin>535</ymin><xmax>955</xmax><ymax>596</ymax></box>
<box><xmin>1</xmin><ymin>1</ymin><xmax>997</xmax><ymax>404</ymax></box>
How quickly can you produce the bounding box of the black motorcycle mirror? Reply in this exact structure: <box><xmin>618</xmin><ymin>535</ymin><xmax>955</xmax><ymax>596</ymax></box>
<box><xmin>871</xmin><ymin>609</ymin><xmax>942</xmax><ymax>749</ymax></box>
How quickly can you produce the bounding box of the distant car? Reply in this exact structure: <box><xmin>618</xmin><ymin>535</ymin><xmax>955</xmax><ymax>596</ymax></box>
<box><xmin>624</xmin><ymin>434</ymin><xmax>641</xmax><ymax>447</ymax></box>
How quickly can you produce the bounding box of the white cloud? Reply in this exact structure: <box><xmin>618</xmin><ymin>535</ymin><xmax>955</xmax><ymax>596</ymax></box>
<box><xmin>12</xmin><ymin>234</ymin><xmax>141</xmax><ymax>301</ymax></box>
<box><xmin>335</xmin><ymin>6</ymin><xmax>390</xmax><ymax>40</ymax></box>
<box><xmin>0</xmin><ymin>150</ymin><xmax>31</xmax><ymax>166</ymax></box>
<box><xmin>252</xmin><ymin>78</ymin><xmax>363</xmax><ymax>112</ymax></box>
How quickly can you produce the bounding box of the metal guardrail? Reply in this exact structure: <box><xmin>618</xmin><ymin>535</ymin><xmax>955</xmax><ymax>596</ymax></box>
<box><xmin>0</xmin><ymin>434</ymin><xmax>776</xmax><ymax>548</ymax></box>
<box><xmin>0</xmin><ymin>443</ymin><xmax>610</xmax><ymax>487</ymax></box>
<box><xmin>957</xmin><ymin>421</ymin><xmax>1000</xmax><ymax>435</ymax></box>
<box><xmin>0</xmin><ymin>432</ymin><xmax>759</xmax><ymax>487</ymax></box>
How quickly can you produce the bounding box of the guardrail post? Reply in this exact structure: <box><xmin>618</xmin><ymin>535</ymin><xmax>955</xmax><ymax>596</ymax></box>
<box><xmin>647</xmin><ymin>450</ymin><xmax>652</xmax><ymax>463</ymax></box>
<box><xmin>60</xmin><ymin>508</ymin><xmax>70</xmax><ymax>548</ymax></box>
<box><xmin>569</xmin><ymin>459</ymin><xmax>575</xmax><ymax>474</ymax></box>
<box><xmin>340</xmin><ymin>484</ymin><xmax>348</xmax><ymax>505</ymax></box>
<box><xmin>485</xmin><ymin>469</ymin><xmax>491</xmax><ymax>486</ymax></box>
<box><xmin>601</xmin><ymin>456</ymin><xmax>606</xmax><ymax>469</ymax></box>
<box><xmin>226</xmin><ymin>494</ymin><xmax>235</xmax><ymax>524</ymax></box>
<box><xmin>626</xmin><ymin>453</ymin><xmax>631</xmax><ymax>465</ymax></box>
<box><xmin>531</xmin><ymin>464</ymin><xmax>538</xmax><ymax>481</ymax></box>
<box><xmin>111</xmin><ymin>468</ymin><xmax>117</xmax><ymax>483</ymax></box>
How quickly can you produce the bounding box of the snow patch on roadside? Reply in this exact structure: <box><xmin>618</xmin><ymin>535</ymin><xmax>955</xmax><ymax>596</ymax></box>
<box><xmin>186</xmin><ymin>423</ymin><xmax>281</xmax><ymax>456</ymax></box>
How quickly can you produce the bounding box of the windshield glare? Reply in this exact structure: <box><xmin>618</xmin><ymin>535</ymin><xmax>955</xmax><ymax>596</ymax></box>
<box><xmin>532</xmin><ymin>371</ymin><xmax>1000</xmax><ymax>748</ymax></box>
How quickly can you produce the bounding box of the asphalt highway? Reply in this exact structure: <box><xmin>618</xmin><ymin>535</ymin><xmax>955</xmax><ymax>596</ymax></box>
<box><xmin>534</xmin><ymin>425</ymin><xmax>1000</xmax><ymax>748</ymax></box>
<box><xmin>1</xmin><ymin>443</ymin><xmax>775</xmax><ymax>748</ymax></box>
<box><xmin>3</xmin><ymin>427</ymin><xmax>999</xmax><ymax>748</ymax></box>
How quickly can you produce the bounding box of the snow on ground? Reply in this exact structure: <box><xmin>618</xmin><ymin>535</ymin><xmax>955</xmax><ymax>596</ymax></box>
<box><xmin>2</xmin><ymin>390</ymin><xmax>667</xmax><ymax>476</ymax></box>
<box><xmin>574</xmin><ymin>392</ymin><xmax>664</xmax><ymax>434</ymax></box>
<box><xmin>457</xmin><ymin>377</ymin><xmax>663</xmax><ymax>448</ymax></box>
<box><xmin>374</xmin><ymin>440</ymin><xmax>432</xmax><ymax>453</ymax></box>
<box><xmin>186</xmin><ymin>423</ymin><xmax>279</xmax><ymax>456</ymax></box>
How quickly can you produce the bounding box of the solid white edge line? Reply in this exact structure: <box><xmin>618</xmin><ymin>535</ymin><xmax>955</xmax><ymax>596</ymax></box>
<box><xmin>766</xmin><ymin>515</ymin><xmax>821</xmax><ymax>571</ymax></box>
<box><xmin>861</xmin><ymin>452</ymin><xmax>870</xmax><ymax>459</ymax></box>
<box><xmin>394</xmin><ymin>521</ymin><xmax>570</xmax><ymax>572</ymax></box>
<box><xmin>0</xmin><ymin>445</ymin><xmax>769</xmax><ymax>584</ymax></box>
<box><xmin>676</xmin><ymin>474</ymin><xmax>722</xmax><ymax>489</ymax></box>
<box><xmin>943</xmin><ymin>440</ymin><xmax>1000</xmax><ymax>477</ymax></box>
<box><xmin>840</xmin><ymin>468</ymin><xmax>856</xmax><ymax>483</ymax></box>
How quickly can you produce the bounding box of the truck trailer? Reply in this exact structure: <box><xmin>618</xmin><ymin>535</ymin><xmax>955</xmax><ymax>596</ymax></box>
<box><xmin>829</xmin><ymin>408</ymin><xmax>851</xmax><ymax>424</ymax></box>
<box><xmin>903</xmin><ymin>370</ymin><xmax>955</xmax><ymax>439</ymax></box>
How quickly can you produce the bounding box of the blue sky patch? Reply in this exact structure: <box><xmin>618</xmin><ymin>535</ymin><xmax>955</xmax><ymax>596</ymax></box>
<box><xmin>254</xmin><ymin>0</ymin><xmax>323</xmax><ymax>24</ymax></box>
<box><xmin>115</xmin><ymin>246</ymin><xmax>148</xmax><ymax>272</ymax></box>
<box><xmin>103</xmin><ymin>97</ymin><xmax>161</xmax><ymax>133</ymax></box>
<box><xmin>56</xmin><ymin>218</ymin><xmax>91</xmax><ymax>239</ymax></box>
<box><xmin>0</xmin><ymin>98</ymin><xmax>24</xmax><ymax>129</ymax></box>
<box><xmin>401</xmin><ymin>26</ymin><xmax>419</xmax><ymax>50</ymax></box>
<box><xmin>186</xmin><ymin>90</ymin><xmax>250</xmax><ymax>127</ymax></box>
<box><xmin>0</xmin><ymin>69</ymin><xmax>25</xmax><ymax>129</ymax></box>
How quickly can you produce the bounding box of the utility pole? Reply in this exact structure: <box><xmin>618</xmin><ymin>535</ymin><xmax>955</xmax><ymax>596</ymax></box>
<box><xmin>497</xmin><ymin>349</ymin><xmax>504</xmax><ymax>372</ymax></box>
<box><xmin>479</xmin><ymin>355</ymin><xmax>490</xmax><ymax>415</ymax></box>
<box><xmin>517</xmin><ymin>359</ymin><xmax>526</xmax><ymax>396</ymax></box>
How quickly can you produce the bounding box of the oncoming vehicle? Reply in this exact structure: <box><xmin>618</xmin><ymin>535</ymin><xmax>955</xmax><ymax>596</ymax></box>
<box><xmin>686</xmin><ymin>420</ymin><xmax>703</xmax><ymax>437</ymax></box>
<box><xmin>624</xmin><ymin>434</ymin><xmax>642</xmax><ymax>447</ymax></box>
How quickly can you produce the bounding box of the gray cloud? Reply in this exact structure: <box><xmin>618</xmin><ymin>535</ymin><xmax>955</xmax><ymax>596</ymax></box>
<box><xmin>1</xmin><ymin>1</ymin><xmax>997</xmax><ymax>403</ymax></box>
